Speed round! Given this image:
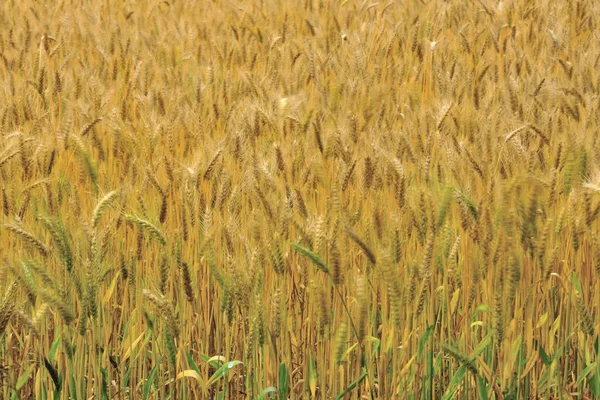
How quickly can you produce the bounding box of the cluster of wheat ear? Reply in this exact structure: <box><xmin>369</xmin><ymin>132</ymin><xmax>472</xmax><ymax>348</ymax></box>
<box><xmin>1</xmin><ymin>0</ymin><xmax>600</xmax><ymax>398</ymax></box>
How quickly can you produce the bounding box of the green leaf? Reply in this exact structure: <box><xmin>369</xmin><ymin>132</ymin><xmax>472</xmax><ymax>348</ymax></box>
<box><xmin>208</xmin><ymin>360</ymin><xmax>243</xmax><ymax>386</ymax></box>
<box><xmin>308</xmin><ymin>353</ymin><xmax>317</xmax><ymax>397</ymax></box>
<box><xmin>290</xmin><ymin>243</ymin><xmax>330</xmax><ymax>275</ymax></box>
<box><xmin>123</xmin><ymin>367</ymin><xmax>131</xmax><ymax>388</ymax></box>
<box><xmin>143</xmin><ymin>365</ymin><xmax>158</xmax><ymax>400</ymax></box>
<box><xmin>258</xmin><ymin>387</ymin><xmax>278</xmax><ymax>400</ymax></box>
<box><xmin>539</xmin><ymin>345</ymin><xmax>551</xmax><ymax>366</ymax></box>
<box><xmin>279</xmin><ymin>363</ymin><xmax>289</xmax><ymax>399</ymax></box>
<box><xmin>186</xmin><ymin>351</ymin><xmax>201</xmax><ymax>375</ymax></box>
<box><xmin>49</xmin><ymin>335</ymin><xmax>61</xmax><ymax>363</ymax></box>
<box><xmin>470</xmin><ymin>331</ymin><xmax>493</xmax><ymax>359</ymax></box>
<box><xmin>442</xmin><ymin>365</ymin><xmax>466</xmax><ymax>400</ymax></box>
<box><xmin>101</xmin><ymin>368</ymin><xmax>108</xmax><ymax>400</ymax></box>
<box><xmin>15</xmin><ymin>365</ymin><xmax>35</xmax><ymax>391</ymax></box>
<box><xmin>590</xmin><ymin>370</ymin><xmax>600</xmax><ymax>397</ymax></box>
<box><xmin>418</xmin><ymin>325</ymin><xmax>434</xmax><ymax>358</ymax></box>
<box><xmin>571</xmin><ymin>271</ymin><xmax>583</xmax><ymax>295</ymax></box>
<box><xmin>576</xmin><ymin>362</ymin><xmax>597</xmax><ymax>386</ymax></box>
<box><xmin>476</xmin><ymin>376</ymin><xmax>489</xmax><ymax>400</ymax></box>
<box><xmin>474</xmin><ymin>304</ymin><xmax>491</xmax><ymax>314</ymax></box>
<box><xmin>69</xmin><ymin>374</ymin><xmax>78</xmax><ymax>400</ymax></box>
<box><xmin>335</xmin><ymin>372</ymin><xmax>367</xmax><ymax>400</ymax></box>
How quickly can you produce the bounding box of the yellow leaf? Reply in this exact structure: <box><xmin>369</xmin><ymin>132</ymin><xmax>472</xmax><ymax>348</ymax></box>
<box><xmin>450</xmin><ymin>289</ymin><xmax>460</xmax><ymax>316</ymax></box>
<box><xmin>176</xmin><ymin>370</ymin><xmax>204</xmax><ymax>387</ymax></box>
<box><xmin>364</xmin><ymin>336</ymin><xmax>379</xmax><ymax>343</ymax></box>
<box><xmin>122</xmin><ymin>331</ymin><xmax>145</xmax><ymax>362</ymax></box>
<box><xmin>477</xmin><ymin>356</ymin><xmax>492</xmax><ymax>381</ymax></box>
<box><xmin>385</xmin><ymin>328</ymin><xmax>394</xmax><ymax>351</ymax></box>
<box><xmin>102</xmin><ymin>271</ymin><xmax>120</xmax><ymax>306</ymax></box>
<box><xmin>309</xmin><ymin>356</ymin><xmax>317</xmax><ymax>398</ymax></box>
<box><xmin>550</xmin><ymin>315</ymin><xmax>561</xmax><ymax>337</ymax></box>
<box><xmin>341</xmin><ymin>343</ymin><xmax>358</xmax><ymax>361</ymax></box>
<box><xmin>536</xmin><ymin>313</ymin><xmax>548</xmax><ymax>329</ymax></box>
<box><xmin>399</xmin><ymin>354</ymin><xmax>416</xmax><ymax>376</ymax></box>
<box><xmin>290</xmin><ymin>329</ymin><xmax>298</xmax><ymax>348</ymax></box>
<box><xmin>208</xmin><ymin>355</ymin><xmax>226</xmax><ymax>365</ymax></box>
<box><xmin>520</xmin><ymin>352</ymin><xmax>538</xmax><ymax>380</ymax></box>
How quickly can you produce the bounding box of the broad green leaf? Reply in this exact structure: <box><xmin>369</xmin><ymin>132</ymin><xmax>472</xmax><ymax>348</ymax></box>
<box><xmin>186</xmin><ymin>352</ymin><xmax>201</xmax><ymax>375</ymax></box>
<box><xmin>539</xmin><ymin>345</ymin><xmax>551</xmax><ymax>366</ymax></box>
<box><xmin>208</xmin><ymin>360</ymin><xmax>243</xmax><ymax>386</ymax></box>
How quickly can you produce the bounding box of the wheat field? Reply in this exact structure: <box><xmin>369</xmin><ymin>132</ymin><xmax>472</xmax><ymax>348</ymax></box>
<box><xmin>0</xmin><ymin>0</ymin><xmax>599</xmax><ymax>398</ymax></box>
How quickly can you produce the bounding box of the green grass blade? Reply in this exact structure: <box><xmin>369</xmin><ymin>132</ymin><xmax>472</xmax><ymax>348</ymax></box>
<box><xmin>335</xmin><ymin>372</ymin><xmax>367</xmax><ymax>400</ymax></box>
<box><xmin>143</xmin><ymin>365</ymin><xmax>158</xmax><ymax>400</ymax></box>
<box><xmin>279</xmin><ymin>363</ymin><xmax>289</xmax><ymax>399</ymax></box>
<box><xmin>442</xmin><ymin>365</ymin><xmax>466</xmax><ymax>400</ymax></box>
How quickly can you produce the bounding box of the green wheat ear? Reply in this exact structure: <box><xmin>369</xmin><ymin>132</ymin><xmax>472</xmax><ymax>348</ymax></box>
<box><xmin>291</xmin><ymin>242</ymin><xmax>330</xmax><ymax>275</ymax></box>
